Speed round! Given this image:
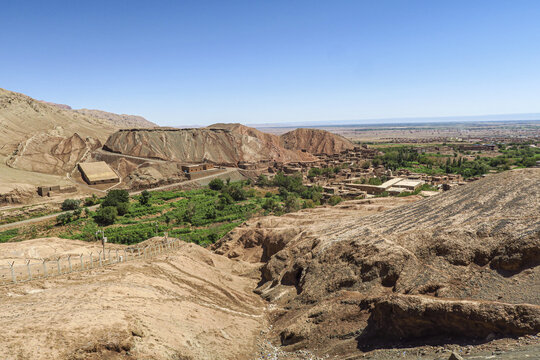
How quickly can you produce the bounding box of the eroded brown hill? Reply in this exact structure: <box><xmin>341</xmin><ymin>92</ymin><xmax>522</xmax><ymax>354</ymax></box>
<box><xmin>7</xmin><ymin>133</ymin><xmax>101</xmax><ymax>175</ymax></box>
<box><xmin>213</xmin><ymin>168</ymin><xmax>540</xmax><ymax>356</ymax></box>
<box><xmin>74</xmin><ymin>108</ymin><xmax>157</xmax><ymax>128</ymax></box>
<box><xmin>280</xmin><ymin>128</ymin><xmax>355</xmax><ymax>155</ymax></box>
<box><xmin>104</xmin><ymin>126</ymin><xmax>316</xmax><ymax>165</ymax></box>
<box><xmin>0</xmin><ymin>88</ymin><xmax>116</xmax><ymax>155</ymax></box>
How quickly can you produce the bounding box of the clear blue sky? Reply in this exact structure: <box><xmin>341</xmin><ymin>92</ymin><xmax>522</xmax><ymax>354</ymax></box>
<box><xmin>2</xmin><ymin>1</ymin><xmax>540</xmax><ymax>126</ymax></box>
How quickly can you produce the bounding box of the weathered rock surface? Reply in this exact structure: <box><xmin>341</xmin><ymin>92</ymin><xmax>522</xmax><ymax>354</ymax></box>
<box><xmin>280</xmin><ymin>128</ymin><xmax>355</xmax><ymax>155</ymax></box>
<box><xmin>0</xmin><ymin>183</ymin><xmax>36</xmax><ymax>205</ymax></box>
<box><xmin>0</xmin><ymin>238</ymin><xmax>266</xmax><ymax>360</ymax></box>
<box><xmin>214</xmin><ymin>168</ymin><xmax>540</xmax><ymax>355</ymax></box>
<box><xmin>0</xmin><ymin>88</ymin><xmax>117</xmax><ymax>155</ymax></box>
<box><xmin>74</xmin><ymin>108</ymin><xmax>157</xmax><ymax>128</ymax></box>
<box><xmin>104</xmin><ymin>126</ymin><xmax>316</xmax><ymax>165</ymax></box>
<box><xmin>7</xmin><ymin>132</ymin><xmax>101</xmax><ymax>175</ymax></box>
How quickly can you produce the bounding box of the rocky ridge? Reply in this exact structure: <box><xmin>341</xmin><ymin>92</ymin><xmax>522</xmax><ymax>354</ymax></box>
<box><xmin>280</xmin><ymin>127</ymin><xmax>355</xmax><ymax>155</ymax></box>
<box><xmin>104</xmin><ymin>126</ymin><xmax>317</xmax><ymax>165</ymax></box>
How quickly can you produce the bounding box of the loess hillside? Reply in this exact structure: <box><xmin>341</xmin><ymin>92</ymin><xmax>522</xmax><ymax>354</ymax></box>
<box><xmin>0</xmin><ymin>88</ymin><xmax>116</xmax><ymax>155</ymax></box>
<box><xmin>280</xmin><ymin>127</ymin><xmax>355</xmax><ymax>155</ymax></box>
<box><xmin>104</xmin><ymin>126</ymin><xmax>317</xmax><ymax>165</ymax></box>
<box><xmin>0</xmin><ymin>88</ymin><xmax>155</xmax><ymax>176</ymax></box>
<box><xmin>0</xmin><ymin>238</ymin><xmax>265</xmax><ymax>360</ymax></box>
<box><xmin>74</xmin><ymin>108</ymin><xmax>157</xmax><ymax>128</ymax></box>
<box><xmin>214</xmin><ymin>168</ymin><xmax>540</xmax><ymax>356</ymax></box>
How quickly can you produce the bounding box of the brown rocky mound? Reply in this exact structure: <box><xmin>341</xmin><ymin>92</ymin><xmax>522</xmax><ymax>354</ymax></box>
<box><xmin>280</xmin><ymin>128</ymin><xmax>355</xmax><ymax>155</ymax></box>
<box><xmin>104</xmin><ymin>126</ymin><xmax>316</xmax><ymax>165</ymax></box>
<box><xmin>213</xmin><ymin>168</ymin><xmax>540</xmax><ymax>356</ymax></box>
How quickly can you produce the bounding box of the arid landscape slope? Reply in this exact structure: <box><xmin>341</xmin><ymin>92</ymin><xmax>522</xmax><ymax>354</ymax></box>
<box><xmin>214</xmin><ymin>168</ymin><xmax>540</xmax><ymax>356</ymax></box>
<box><xmin>1</xmin><ymin>169</ymin><xmax>538</xmax><ymax>359</ymax></box>
<box><xmin>280</xmin><ymin>127</ymin><xmax>355</xmax><ymax>154</ymax></box>
<box><xmin>104</xmin><ymin>126</ymin><xmax>317</xmax><ymax>165</ymax></box>
<box><xmin>0</xmin><ymin>88</ymin><xmax>117</xmax><ymax>155</ymax></box>
<box><xmin>1</xmin><ymin>88</ymin><xmax>156</xmax><ymax>174</ymax></box>
<box><xmin>73</xmin><ymin>108</ymin><xmax>156</xmax><ymax>128</ymax></box>
<box><xmin>0</xmin><ymin>238</ymin><xmax>265</xmax><ymax>360</ymax></box>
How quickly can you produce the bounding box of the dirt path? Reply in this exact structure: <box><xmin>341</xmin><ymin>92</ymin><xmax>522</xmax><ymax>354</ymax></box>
<box><xmin>0</xmin><ymin>205</ymin><xmax>100</xmax><ymax>231</ymax></box>
<box><xmin>0</xmin><ymin>167</ymin><xmax>240</xmax><ymax>231</ymax></box>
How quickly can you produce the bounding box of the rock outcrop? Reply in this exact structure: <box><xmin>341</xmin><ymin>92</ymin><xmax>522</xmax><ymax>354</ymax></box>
<box><xmin>104</xmin><ymin>126</ymin><xmax>316</xmax><ymax>165</ymax></box>
<box><xmin>214</xmin><ymin>168</ymin><xmax>540</xmax><ymax>355</ymax></box>
<box><xmin>0</xmin><ymin>183</ymin><xmax>36</xmax><ymax>205</ymax></box>
<box><xmin>7</xmin><ymin>133</ymin><xmax>101</xmax><ymax>175</ymax></box>
<box><xmin>280</xmin><ymin>128</ymin><xmax>355</xmax><ymax>155</ymax></box>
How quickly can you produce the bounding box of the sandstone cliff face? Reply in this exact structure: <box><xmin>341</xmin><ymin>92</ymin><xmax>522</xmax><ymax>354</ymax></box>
<box><xmin>213</xmin><ymin>168</ymin><xmax>540</xmax><ymax>355</ymax></box>
<box><xmin>104</xmin><ymin>127</ymin><xmax>316</xmax><ymax>165</ymax></box>
<box><xmin>280</xmin><ymin>128</ymin><xmax>355</xmax><ymax>155</ymax></box>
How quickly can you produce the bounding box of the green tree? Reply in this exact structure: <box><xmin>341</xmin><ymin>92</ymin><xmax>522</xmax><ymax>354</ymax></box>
<box><xmin>284</xmin><ymin>195</ymin><xmax>301</xmax><ymax>213</ymax></box>
<box><xmin>61</xmin><ymin>199</ymin><xmax>80</xmax><ymax>211</ymax></box>
<box><xmin>209</xmin><ymin>178</ymin><xmax>224</xmax><ymax>191</ymax></box>
<box><xmin>139</xmin><ymin>190</ymin><xmax>151</xmax><ymax>206</ymax></box>
<box><xmin>329</xmin><ymin>196</ymin><xmax>342</xmax><ymax>206</ymax></box>
<box><xmin>116</xmin><ymin>202</ymin><xmax>130</xmax><ymax>216</ymax></box>
<box><xmin>57</xmin><ymin>212</ymin><xmax>73</xmax><ymax>225</ymax></box>
<box><xmin>102</xmin><ymin>190</ymin><xmax>129</xmax><ymax>208</ymax></box>
<box><xmin>84</xmin><ymin>194</ymin><xmax>100</xmax><ymax>206</ymax></box>
<box><xmin>262</xmin><ymin>198</ymin><xmax>277</xmax><ymax>211</ymax></box>
<box><xmin>94</xmin><ymin>206</ymin><xmax>118</xmax><ymax>226</ymax></box>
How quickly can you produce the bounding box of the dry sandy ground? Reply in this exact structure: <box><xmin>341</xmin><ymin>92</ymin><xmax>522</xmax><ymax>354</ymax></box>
<box><xmin>0</xmin><ymin>238</ymin><xmax>266</xmax><ymax>360</ymax></box>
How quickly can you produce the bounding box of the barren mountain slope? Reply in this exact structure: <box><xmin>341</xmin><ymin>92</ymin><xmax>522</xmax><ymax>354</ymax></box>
<box><xmin>208</xmin><ymin>123</ymin><xmax>317</xmax><ymax>162</ymax></box>
<box><xmin>0</xmin><ymin>238</ymin><xmax>266</xmax><ymax>360</ymax></box>
<box><xmin>280</xmin><ymin>128</ymin><xmax>355</xmax><ymax>154</ymax></box>
<box><xmin>0</xmin><ymin>88</ymin><xmax>116</xmax><ymax>155</ymax></box>
<box><xmin>104</xmin><ymin>127</ymin><xmax>316</xmax><ymax>165</ymax></box>
<box><xmin>74</xmin><ymin>108</ymin><xmax>157</xmax><ymax>128</ymax></box>
<box><xmin>7</xmin><ymin>133</ymin><xmax>101</xmax><ymax>175</ymax></box>
<box><xmin>214</xmin><ymin>168</ymin><xmax>540</xmax><ymax>356</ymax></box>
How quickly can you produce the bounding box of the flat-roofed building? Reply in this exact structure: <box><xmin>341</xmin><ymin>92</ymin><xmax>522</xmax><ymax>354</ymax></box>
<box><xmin>78</xmin><ymin>161</ymin><xmax>119</xmax><ymax>185</ymax></box>
<box><xmin>380</xmin><ymin>178</ymin><xmax>403</xmax><ymax>189</ymax></box>
<box><xmin>181</xmin><ymin>164</ymin><xmax>205</xmax><ymax>173</ymax></box>
<box><xmin>393</xmin><ymin>179</ymin><xmax>425</xmax><ymax>191</ymax></box>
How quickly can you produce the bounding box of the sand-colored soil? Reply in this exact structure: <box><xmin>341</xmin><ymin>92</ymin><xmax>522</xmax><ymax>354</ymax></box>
<box><xmin>0</xmin><ymin>238</ymin><xmax>266</xmax><ymax>360</ymax></box>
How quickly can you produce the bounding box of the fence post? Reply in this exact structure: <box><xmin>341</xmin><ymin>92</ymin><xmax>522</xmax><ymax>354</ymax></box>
<box><xmin>9</xmin><ymin>261</ymin><xmax>16</xmax><ymax>283</ymax></box>
<box><xmin>107</xmin><ymin>249</ymin><xmax>111</xmax><ymax>264</ymax></box>
<box><xmin>98</xmin><ymin>251</ymin><xmax>102</xmax><ymax>267</ymax></box>
<box><xmin>26</xmin><ymin>260</ymin><xmax>32</xmax><ymax>281</ymax></box>
<box><xmin>90</xmin><ymin>252</ymin><xmax>93</xmax><ymax>268</ymax></box>
<box><xmin>67</xmin><ymin>255</ymin><xmax>72</xmax><ymax>273</ymax></box>
<box><xmin>80</xmin><ymin>254</ymin><xmax>84</xmax><ymax>271</ymax></box>
<box><xmin>116</xmin><ymin>249</ymin><xmax>119</xmax><ymax>263</ymax></box>
<box><xmin>42</xmin><ymin>259</ymin><xmax>47</xmax><ymax>278</ymax></box>
<box><xmin>57</xmin><ymin>257</ymin><xmax>61</xmax><ymax>275</ymax></box>
<box><xmin>123</xmin><ymin>249</ymin><xmax>127</xmax><ymax>262</ymax></box>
